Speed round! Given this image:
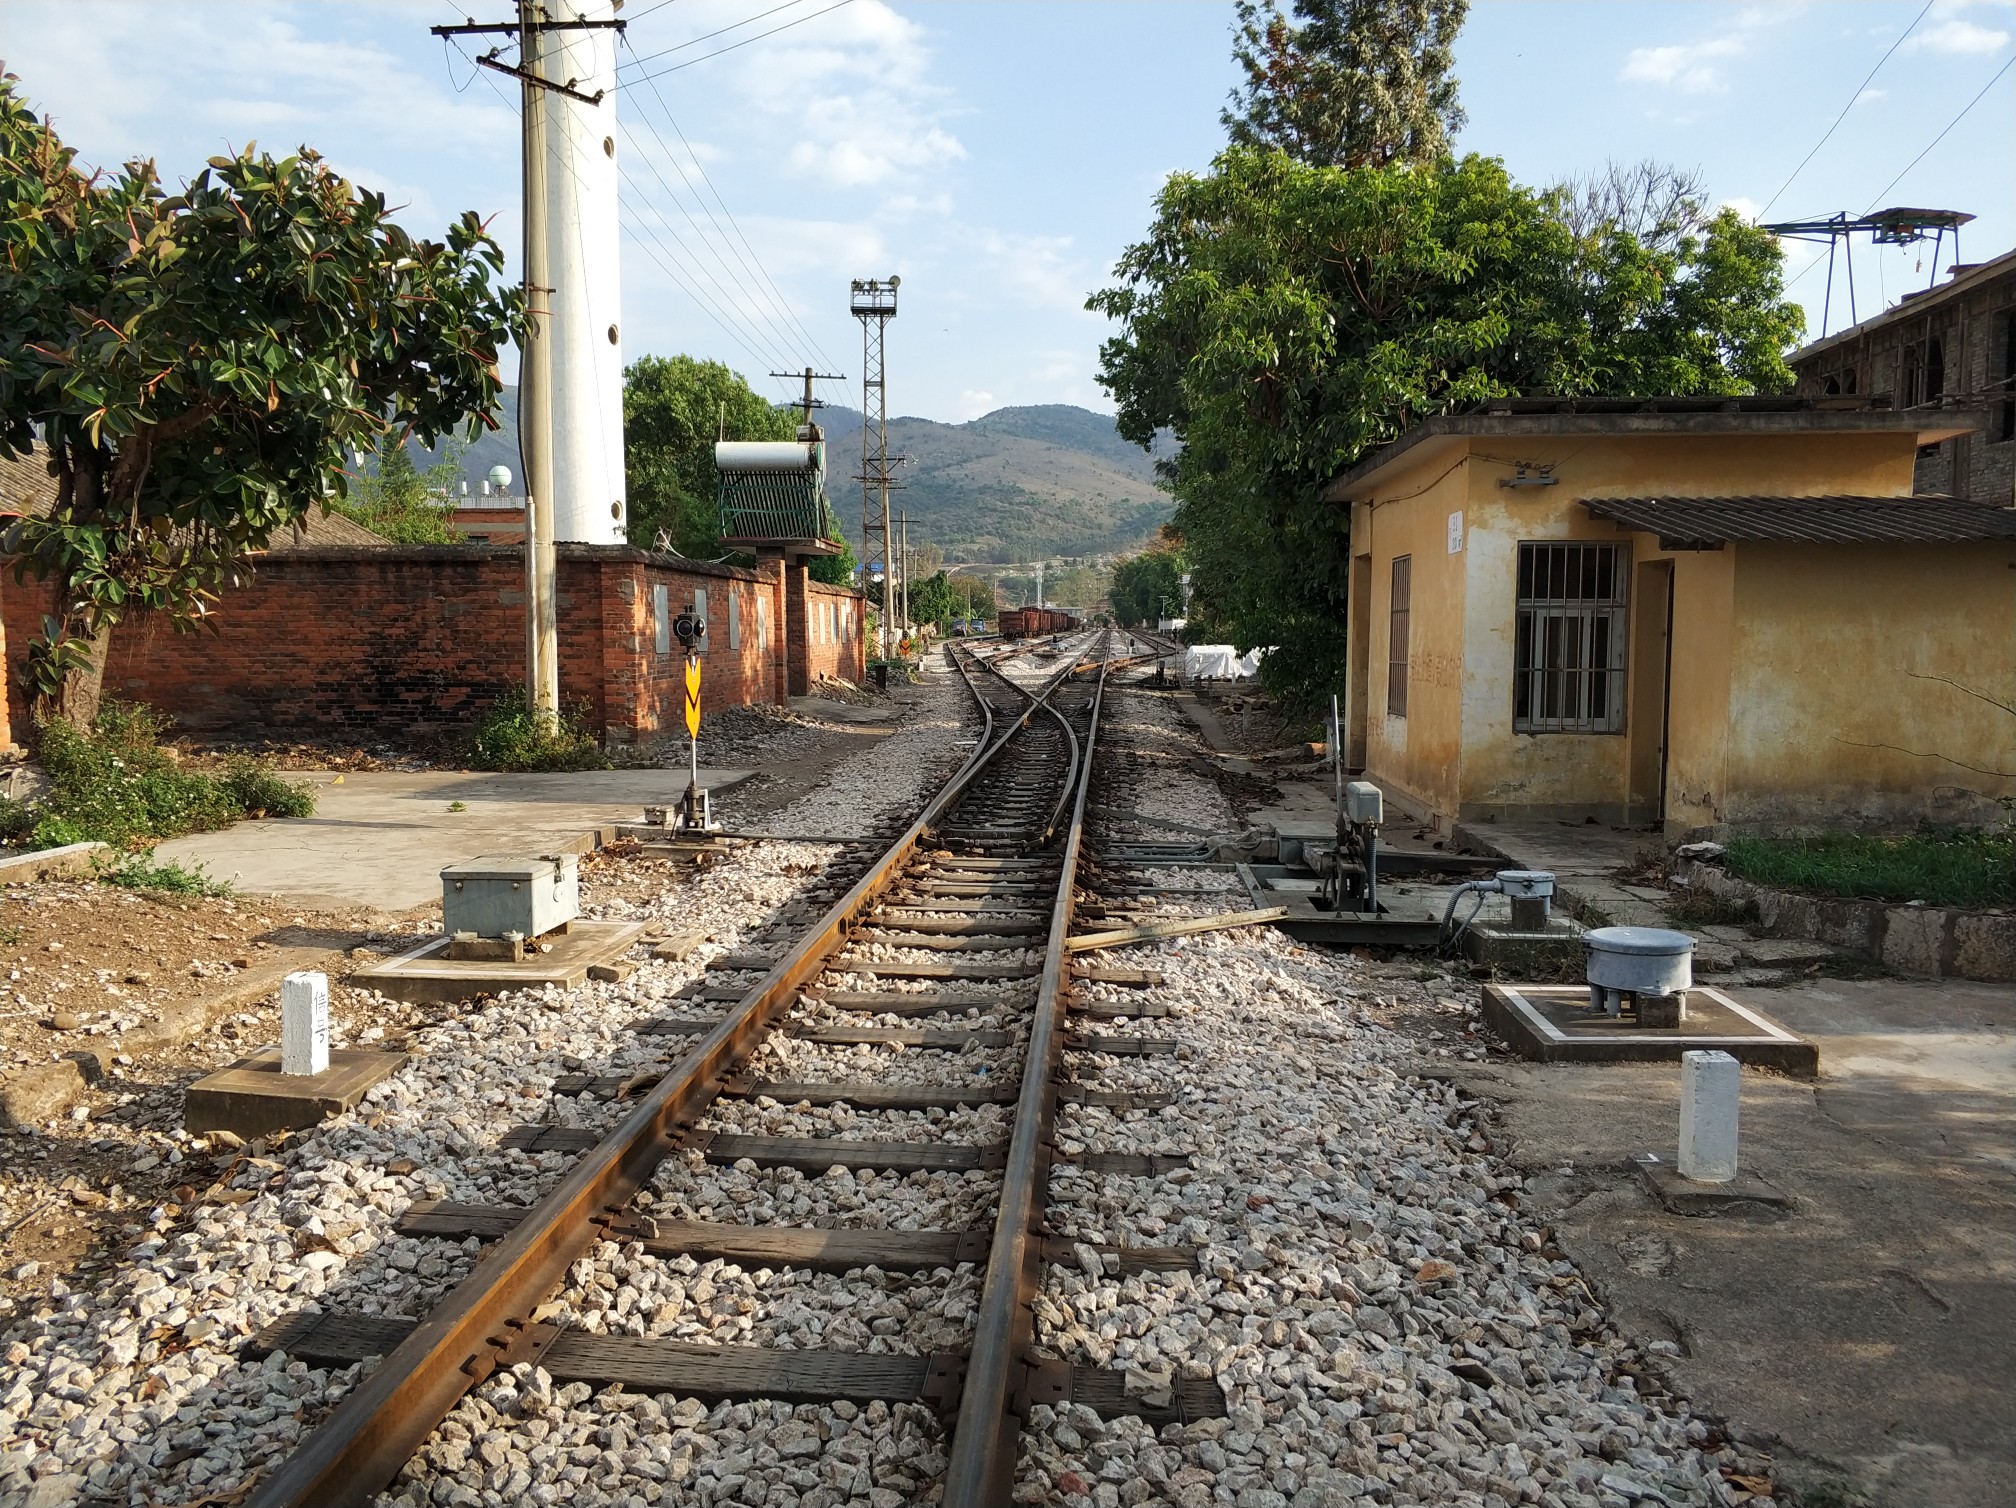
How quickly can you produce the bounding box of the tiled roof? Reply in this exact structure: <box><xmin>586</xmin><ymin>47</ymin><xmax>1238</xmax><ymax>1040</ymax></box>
<box><xmin>1580</xmin><ymin>494</ymin><xmax>2016</xmax><ymax>546</ymax></box>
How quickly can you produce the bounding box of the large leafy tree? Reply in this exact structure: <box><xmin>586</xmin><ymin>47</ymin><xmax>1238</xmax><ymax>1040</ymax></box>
<box><xmin>1110</xmin><ymin>545</ymin><xmax>1186</xmax><ymax>629</ymax></box>
<box><xmin>1089</xmin><ymin>147</ymin><xmax>1803</xmax><ymax>708</ymax></box>
<box><xmin>1224</xmin><ymin>0</ymin><xmax>1468</xmax><ymax>169</ymax></box>
<box><xmin>623</xmin><ymin>354</ymin><xmax>793</xmax><ymax>557</ymax></box>
<box><xmin>0</xmin><ymin>79</ymin><xmax>516</xmax><ymax>726</ymax></box>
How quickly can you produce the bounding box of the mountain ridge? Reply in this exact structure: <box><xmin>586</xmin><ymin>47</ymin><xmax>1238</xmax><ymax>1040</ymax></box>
<box><xmin>407</xmin><ymin>391</ymin><xmax>1172</xmax><ymax>564</ymax></box>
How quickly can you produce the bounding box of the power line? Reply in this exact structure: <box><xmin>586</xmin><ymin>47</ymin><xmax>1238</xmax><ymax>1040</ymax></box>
<box><xmin>618</xmin><ymin>32</ymin><xmax>845</xmax><ymax>374</ymax></box>
<box><xmin>1759</xmin><ymin>0</ymin><xmax>1933</xmax><ymax>217</ymax></box>
<box><xmin>615</xmin><ymin>0</ymin><xmax>855</xmax><ymax>90</ymax></box>
<box><xmin>617</xmin><ymin>0</ymin><xmax>816</xmax><ymax>71</ymax></box>
<box><xmin>1861</xmin><ymin>55</ymin><xmax>2014</xmax><ymax>212</ymax></box>
<box><xmin>453</xmin><ymin>34</ymin><xmax>798</xmax><ymax>388</ymax></box>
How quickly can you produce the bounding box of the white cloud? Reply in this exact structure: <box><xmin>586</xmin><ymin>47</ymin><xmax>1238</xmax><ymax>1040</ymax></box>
<box><xmin>953</xmin><ymin>389</ymin><xmax>997</xmax><ymax>421</ymax></box>
<box><xmin>1720</xmin><ymin>195</ymin><xmax>1765</xmax><ymax>221</ymax></box>
<box><xmin>1905</xmin><ymin>17</ymin><xmax>2012</xmax><ymax>53</ymax></box>
<box><xmin>1621</xmin><ymin>37</ymin><xmax>1744</xmax><ymax>92</ymax></box>
<box><xmin>1855</xmin><ymin>87</ymin><xmax>1888</xmax><ymax>104</ymax></box>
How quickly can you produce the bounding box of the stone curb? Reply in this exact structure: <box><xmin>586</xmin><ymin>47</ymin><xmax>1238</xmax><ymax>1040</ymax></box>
<box><xmin>0</xmin><ymin>841</ymin><xmax>112</xmax><ymax>883</ymax></box>
<box><xmin>0</xmin><ymin>946</ymin><xmax>343</xmax><ymax>1126</ymax></box>
<box><xmin>1674</xmin><ymin>859</ymin><xmax>2016</xmax><ymax>982</ymax></box>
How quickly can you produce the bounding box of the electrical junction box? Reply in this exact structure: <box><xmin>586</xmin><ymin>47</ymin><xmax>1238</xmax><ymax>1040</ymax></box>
<box><xmin>440</xmin><ymin>854</ymin><xmax>580</xmax><ymax>940</ymax></box>
<box><xmin>1342</xmin><ymin>781</ymin><xmax>1384</xmax><ymax>825</ymax></box>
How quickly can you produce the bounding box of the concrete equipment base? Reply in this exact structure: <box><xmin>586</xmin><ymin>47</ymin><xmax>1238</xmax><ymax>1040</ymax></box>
<box><xmin>1482</xmin><ymin>983</ymin><xmax>1818</xmax><ymax>1076</ymax></box>
<box><xmin>184</xmin><ymin>1047</ymin><xmax>408</xmax><ymax>1141</ymax></box>
<box><xmin>1462</xmin><ymin>917</ymin><xmax>1586</xmax><ymax>975</ymax></box>
<box><xmin>350</xmin><ymin>920</ymin><xmax>649</xmax><ymax>1005</ymax></box>
<box><xmin>1631</xmin><ymin>1153</ymin><xmax>1791</xmax><ymax>1216</ymax></box>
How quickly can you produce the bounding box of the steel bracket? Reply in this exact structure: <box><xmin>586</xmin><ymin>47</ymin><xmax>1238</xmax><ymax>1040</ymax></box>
<box><xmin>463</xmin><ymin>1320</ymin><xmax>562</xmax><ymax>1386</ymax></box>
<box><xmin>1009</xmin><ymin>1356</ymin><xmax>1072</xmax><ymax>1416</ymax></box>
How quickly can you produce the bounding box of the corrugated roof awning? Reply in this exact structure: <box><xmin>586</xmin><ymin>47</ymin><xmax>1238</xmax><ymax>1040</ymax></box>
<box><xmin>1581</xmin><ymin>494</ymin><xmax>2016</xmax><ymax>548</ymax></box>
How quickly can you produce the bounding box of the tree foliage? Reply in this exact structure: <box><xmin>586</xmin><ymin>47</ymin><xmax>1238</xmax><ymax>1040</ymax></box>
<box><xmin>332</xmin><ymin>439</ymin><xmax>467</xmax><ymax>545</ymax></box>
<box><xmin>623</xmin><ymin>354</ymin><xmax>793</xmax><ymax>557</ymax></box>
<box><xmin>1224</xmin><ymin>0</ymin><xmax>1468</xmax><ymax>169</ymax></box>
<box><xmin>1089</xmin><ymin>146</ymin><xmax>1804</xmax><ymax>708</ymax></box>
<box><xmin>946</xmin><ymin>572</ymin><xmax>998</xmax><ymax>619</ymax></box>
<box><xmin>1110</xmin><ymin>547</ymin><xmax>1186</xmax><ymax>628</ymax></box>
<box><xmin>907</xmin><ymin>569</ymin><xmax>957</xmax><ymax>630</ymax></box>
<box><xmin>0</xmin><ymin>78</ymin><xmax>516</xmax><ymax>724</ymax></box>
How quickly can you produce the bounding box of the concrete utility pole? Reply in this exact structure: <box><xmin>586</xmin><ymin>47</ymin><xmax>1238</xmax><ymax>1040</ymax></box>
<box><xmin>431</xmin><ymin>1</ymin><xmax>628</xmax><ymax>719</ymax></box>
<box><xmin>850</xmin><ymin>277</ymin><xmax>902</xmax><ymax>660</ymax></box>
<box><xmin>518</xmin><ymin>0</ymin><xmax>560</xmax><ymax>718</ymax></box>
<box><xmin>899</xmin><ymin>515</ymin><xmax>912</xmax><ymax>634</ymax></box>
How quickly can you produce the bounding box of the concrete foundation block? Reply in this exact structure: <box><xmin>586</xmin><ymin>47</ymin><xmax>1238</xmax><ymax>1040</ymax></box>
<box><xmin>184</xmin><ymin>1047</ymin><xmax>407</xmax><ymax>1141</ymax></box>
<box><xmin>1951</xmin><ymin>913</ymin><xmax>2016</xmax><ymax>982</ymax></box>
<box><xmin>1879</xmin><ymin>906</ymin><xmax>1950</xmax><ymax>978</ymax></box>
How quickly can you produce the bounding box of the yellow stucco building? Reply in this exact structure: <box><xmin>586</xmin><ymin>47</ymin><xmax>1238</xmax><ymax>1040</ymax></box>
<box><xmin>1326</xmin><ymin>399</ymin><xmax>2016</xmax><ymax>837</ymax></box>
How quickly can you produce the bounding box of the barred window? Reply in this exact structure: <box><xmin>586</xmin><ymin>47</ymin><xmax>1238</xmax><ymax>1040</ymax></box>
<box><xmin>1514</xmin><ymin>543</ymin><xmax>1627</xmax><ymax>733</ymax></box>
<box><xmin>1387</xmin><ymin>556</ymin><xmax>1411</xmax><ymax>718</ymax></box>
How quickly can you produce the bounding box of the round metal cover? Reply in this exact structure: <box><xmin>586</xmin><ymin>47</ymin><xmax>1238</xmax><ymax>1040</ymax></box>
<box><xmin>1583</xmin><ymin>925</ymin><xmax>1695</xmax><ymax>956</ymax></box>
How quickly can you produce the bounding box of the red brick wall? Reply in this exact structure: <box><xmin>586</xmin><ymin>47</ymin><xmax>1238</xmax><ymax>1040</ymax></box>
<box><xmin>1</xmin><ymin>546</ymin><xmax>860</xmax><ymax>745</ymax></box>
<box><xmin>806</xmin><ymin>581</ymin><xmax>868</xmax><ymax>685</ymax></box>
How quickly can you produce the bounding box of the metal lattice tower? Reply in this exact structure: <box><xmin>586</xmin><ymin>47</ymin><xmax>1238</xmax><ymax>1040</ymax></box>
<box><xmin>851</xmin><ymin>277</ymin><xmax>902</xmax><ymax>658</ymax></box>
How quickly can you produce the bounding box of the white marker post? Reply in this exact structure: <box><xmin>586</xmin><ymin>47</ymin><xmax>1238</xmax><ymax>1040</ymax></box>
<box><xmin>1678</xmin><ymin>1049</ymin><xmax>1740</xmax><ymax>1182</ymax></box>
<box><xmin>281</xmin><ymin>971</ymin><xmax>330</xmax><ymax>1077</ymax></box>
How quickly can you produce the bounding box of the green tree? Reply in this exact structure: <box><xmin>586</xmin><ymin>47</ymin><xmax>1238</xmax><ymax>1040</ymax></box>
<box><xmin>0</xmin><ymin>80</ymin><xmax>515</xmax><ymax>726</ymax></box>
<box><xmin>1110</xmin><ymin>548</ymin><xmax>1185</xmax><ymax>628</ymax></box>
<box><xmin>946</xmin><ymin>572</ymin><xmax>998</xmax><ymax>620</ymax></box>
<box><xmin>1089</xmin><ymin>146</ymin><xmax>1803</xmax><ymax>708</ymax></box>
<box><xmin>333</xmin><ymin>439</ymin><xmax>467</xmax><ymax>545</ymax></box>
<box><xmin>808</xmin><ymin>538</ymin><xmax>857</xmax><ymax>587</ymax></box>
<box><xmin>907</xmin><ymin>569</ymin><xmax>957</xmax><ymax>630</ymax></box>
<box><xmin>1224</xmin><ymin>0</ymin><xmax>1468</xmax><ymax>169</ymax></box>
<box><xmin>623</xmin><ymin>354</ymin><xmax>793</xmax><ymax>557</ymax></box>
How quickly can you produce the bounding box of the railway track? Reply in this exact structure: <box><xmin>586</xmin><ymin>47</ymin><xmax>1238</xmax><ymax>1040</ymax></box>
<box><xmin>239</xmin><ymin>628</ymin><xmax>1222</xmax><ymax>1508</ymax></box>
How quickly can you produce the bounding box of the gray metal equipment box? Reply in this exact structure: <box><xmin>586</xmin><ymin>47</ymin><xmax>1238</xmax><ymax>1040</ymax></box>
<box><xmin>440</xmin><ymin>854</ymin><xmax>580</xmax><ymax>940</ymax></box>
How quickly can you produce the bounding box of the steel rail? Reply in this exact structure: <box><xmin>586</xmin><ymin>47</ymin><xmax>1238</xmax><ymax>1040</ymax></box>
<box><xmin>941</xmin><ymin>652</ymin><xmax>1110</xmax><ymax>1507</ymax></box>
<box><xmin>247</xmin><ymin>652</ymin><xmax>1067</xmax><ymax>1508</ymax></box>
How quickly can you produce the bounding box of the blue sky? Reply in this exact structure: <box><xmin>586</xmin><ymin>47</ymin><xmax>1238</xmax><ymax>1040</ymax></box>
<box><xmin>3</xmin><ymin>0</ymin><xmax>2011</xmax><ymax>422</ymax></box>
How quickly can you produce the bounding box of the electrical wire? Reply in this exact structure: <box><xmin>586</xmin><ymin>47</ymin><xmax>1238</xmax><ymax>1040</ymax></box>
<box><xmin>618</xmin><ymin>32</ymin><xmax>845</xmax><ymax>375</ymax></box>
<box><xmin>1759</xmin><ymin>0</ymin><xmax>1933</xmax><ymax>217</ymax></box>
<box><xmin>1860</xmin><ymin>55</ymin><xmax>2014</xmax><ymax>212</ymax></box>
<box><xmin>617</xmin><ymin>0</ymin><xmax>817</xmax><ymax>70</ymax></box>
<box><xmin>614</xmin><ymin>0</ymin><xmax>856</xmax><ymax>90</ymax></box>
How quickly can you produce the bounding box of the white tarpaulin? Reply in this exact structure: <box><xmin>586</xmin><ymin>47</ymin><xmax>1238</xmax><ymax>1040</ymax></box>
<box><xmin>1184</xmin><ymin>645</ymin><xmax>1247</xmax><ymax>680</ymax></box>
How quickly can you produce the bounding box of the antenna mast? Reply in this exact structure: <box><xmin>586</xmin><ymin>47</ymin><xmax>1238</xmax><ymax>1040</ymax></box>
<box><xmin>851</xmin><ymin>277</ymin><xmax>903</xmax><ymax>661</ymax></box>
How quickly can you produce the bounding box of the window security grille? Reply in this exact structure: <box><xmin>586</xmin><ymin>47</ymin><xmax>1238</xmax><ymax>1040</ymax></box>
<box><xmin>1387</xmin><ymin>556</ymin><xmax>1411</xmax><ymax>718</ymax></box>
<box><xmin>1514</xmin><ymin>542</ymin><xmax>1627</xmax><ymax>733</ymax></box>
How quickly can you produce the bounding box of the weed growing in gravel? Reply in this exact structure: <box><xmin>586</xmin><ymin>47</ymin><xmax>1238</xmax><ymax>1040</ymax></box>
<box><xmin>97</xmin><ymin>850</ymin><xmax>234</xmax><ymax>897</ymax></box>
<box><xmin>1666</xmin><ymin>889</ymin><xmax>1760</xmax><ymax>926</ymax></box>
<box><xmin>469</xmin><ymin>688</ymin><xmax>608</xmax><ymax>772</ymax></box>
<box><xmin>1</xmin><ymin>703</ymin><xmax>313</xmax><ymax>851</ymax></box>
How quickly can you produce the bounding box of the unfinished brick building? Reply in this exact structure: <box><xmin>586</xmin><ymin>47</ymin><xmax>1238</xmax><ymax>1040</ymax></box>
<box><xmin>1788</xmin><ymin>246</ymin><xmax>2016</xmax><ymax>504</ymax></box>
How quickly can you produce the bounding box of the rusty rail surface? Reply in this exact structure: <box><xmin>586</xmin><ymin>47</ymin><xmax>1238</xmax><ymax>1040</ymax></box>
<box><xmin>941</xmin><ymin>655</ymin><xmax>1108</xmax><ymax>1507</ymax></box>
<box><xmin>246</xmin><ymin>642</ymin><xmax>1093</xmax><ymax>1508</ymax></box>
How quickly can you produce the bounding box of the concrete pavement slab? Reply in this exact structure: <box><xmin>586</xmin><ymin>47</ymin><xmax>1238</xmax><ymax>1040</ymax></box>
<box><xmin>154</xmin><ymin>768</ymin><xmax>754</xmax><ymax>912</ymax></box>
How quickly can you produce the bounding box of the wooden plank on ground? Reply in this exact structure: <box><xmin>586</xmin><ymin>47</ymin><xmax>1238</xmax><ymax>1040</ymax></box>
<box><xmin>727</xmin><ymin>1079</ymin><xmax>1018</xmax><ymax>1109</ymax></box>
<box><xmin>706</xmin><ymin>1134</ymin><xmax>1007</xmax><ymax>1173</ymax></box>
<box><xmin>1066</xmin><ymin>907</ymin><xmax>1287</xmax><ymax>954</ymax></box>
<box><xmin>1065</xmin><ymin>1151</ymin><xmax>1192</xmax><ymax>1177</ymax></box>
<box><xmin>814</xmin><ymin>990</ymin><xmax>1009</xmax><ymax>1015</ymax></box>
<box><xmin>1057</xmin><ymin>1085</ymin><xmax>1175</xmax><ymax>1110</ymax></box>
<box><xmin>1071</xmin><ymin>999</ymin><xmax>1175</xmax><ymax>1020</ymax></box>
<box><xmin>795</xmin><ymin>1026</ymin><xmax>1013</xmax><ymax>1049</ymax></box>
<box><xmin>1071</xmin><ymin>966</ymin><xmax>1164</xmax><ymax>988</ymax></box>
<box><xmin>396</xmin><ymin>1201</ymin><xmax>992</xmax><ymax>1271</ymax></box>
<box><xmin>501</xmin><ymin>1125</ymin><xmax>603</xmax><ymax>1153</ymax></box>
<box><xmin>853</xmin><ymin>931</ymin><xmax>1032</xmax><ymax>952</ymax></box>
<box><xmin>828</xmin><ymin>958</ymin><xmax>1036</xmax><ymax>981</ymax></box>
<box><xmin>1071</xmin><ymin>1035</ymin><xmax>1179</xmax><ymax>1057</ymax></box>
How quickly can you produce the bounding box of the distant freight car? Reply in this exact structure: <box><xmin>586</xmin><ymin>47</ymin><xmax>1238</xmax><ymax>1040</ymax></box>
<box><xmin>999</xmin><ymin>608</ymin><xmax>1077</xmax><ymax>639</ymax></box>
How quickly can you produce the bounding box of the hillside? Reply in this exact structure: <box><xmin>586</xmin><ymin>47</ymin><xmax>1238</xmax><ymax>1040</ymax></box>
<box><xmin>407</xmin><ymin>392</ymin><xmax>1173</xmax><ymax>563</ymax></box>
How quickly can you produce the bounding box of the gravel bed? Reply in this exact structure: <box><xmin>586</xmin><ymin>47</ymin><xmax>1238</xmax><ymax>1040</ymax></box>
<box><xmin>0</xmin><ymin>675</ymin><xmax>979</xmax><ymax>1507</ymax></box>
<box><xmin>1014</xmin><ymin>678</ymin><xmax>1725</xmax><ymax>1508</ymax></box>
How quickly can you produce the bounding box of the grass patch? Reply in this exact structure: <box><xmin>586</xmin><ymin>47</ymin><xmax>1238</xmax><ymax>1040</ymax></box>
<box><xmin>469</xmin><ymin>689</ymin><xmax>608</xmax><ymax>773</ymax></box>
<box><xmin>97</xmin><ymin>850</ymin><xmax>233</xmax><ymax>897</ymax></box>
<box><xmin>0</xmin><ymin>703</ymin><xmax>314</xmax><ymax>853</ymax></box>
<box><xmin>1724</xmin><ymin>828</ymin><xmax>2014</xmax><ymax>909</ymax></box>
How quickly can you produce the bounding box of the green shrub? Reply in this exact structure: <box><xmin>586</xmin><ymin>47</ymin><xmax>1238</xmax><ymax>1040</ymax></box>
<box><xmin>6</xmin><ymin>702</ymin><xmax>315</xmax><ymax>853</ymax></box>
<box><xmin>469</xmin><ymin>688</ymin><xmax>608</xmax><ymax>773</ymax></box>
<box><xmin>1724</xmin><ymin>828</ymin><xmax>2014</xmax><ymax>909</ymax></box>
<box><xmin>97</xmin><ymin>850</ymin><xmax>233</xmax><ymax>897</ymax></box>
